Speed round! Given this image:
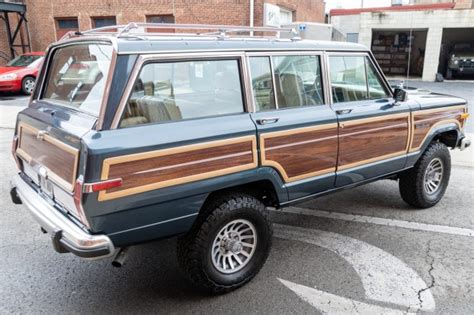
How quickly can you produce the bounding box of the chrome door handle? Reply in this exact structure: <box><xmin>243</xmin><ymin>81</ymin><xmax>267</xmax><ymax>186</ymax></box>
<box><xmin>256</xmin><ymin>117</ymin><xmax>280</xmax><ymax>125</ymax></box>
<box><xmin>335</xmin><ymin>108</ymin><xmax>353</xmax><ymax>115</ymax></box>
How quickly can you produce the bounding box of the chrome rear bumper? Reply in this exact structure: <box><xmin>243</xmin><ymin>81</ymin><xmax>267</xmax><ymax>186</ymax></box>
<box><xmin>12</xmin><ymin>174</ymin><xmax>115</xmax><ymax>259</ymax></box>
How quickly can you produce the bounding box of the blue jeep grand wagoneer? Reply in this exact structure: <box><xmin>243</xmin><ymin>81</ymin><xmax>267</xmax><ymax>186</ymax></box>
<box><xmin>10</xmin><ymin>23</ymin><xmax>470</xmax><ymax>293</ymax></box>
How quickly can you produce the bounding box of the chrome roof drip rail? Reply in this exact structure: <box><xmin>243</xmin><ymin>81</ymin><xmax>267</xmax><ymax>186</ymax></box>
<box><xmin>60</xmin><ymin>22</ymin><xmax>301</xmax><ymax>41</ymax></box>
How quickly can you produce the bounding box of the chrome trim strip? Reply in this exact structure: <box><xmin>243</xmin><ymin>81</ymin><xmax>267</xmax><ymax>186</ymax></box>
<box><xmin>117</xmin><ymin>47</ymin><xmax>368</xmax><ymax>55</ymax></box>
<box><xmin>321</xmin><ymin>51</ymin><xmax>332</xmax><ymax>106</ymax></box>
<box><xmin>269</xmin><ymin>55</ymin><xmax>279</xmax><ymax>110</ymax></box>
<box><xmin>97</xmin><ymin>46</ymin><xmax>118</xmax><ymax>130</ymax></box>
<box><xmin>14</xmin><ymin>174</ymin><xmax>115</xmax><ymax>259</ymax></box>
<box><xmin>108</xmin><ymin>212</ymin><xmax>198</xmax><ymax>236</ymax></box>
<box><xmin>240</xmin><ymin>53</ymin><xmax>255</xmax><ymax>113</ymax></box>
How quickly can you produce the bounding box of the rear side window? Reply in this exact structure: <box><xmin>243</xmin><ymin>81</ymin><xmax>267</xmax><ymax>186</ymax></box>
<box><xmin>42</xmin><ymin>43</ymin><xmax>113</xmax><ymax>116</ymax></box>
<box><xmin>249</xmin><ymin>55</ymin><xmax>324</xmax><ymax>111</ymax></box>
<box><xmin>329</xmin><ymin>55</ymin><xmax>389</xmax><ymax>103</ymax></box>
<box><xmin>120</xmin><ymin>59</ymin><xmax>244</xmax><ymax>128</ymax></box>
<box><xmin>273</xmin><ymin>55</ymin><xmax>324</xmax><ymax>108</ymax></box>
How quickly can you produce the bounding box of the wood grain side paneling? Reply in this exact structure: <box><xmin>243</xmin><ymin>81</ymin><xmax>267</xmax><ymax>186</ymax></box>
<box><xmin>410</xmin><ymin>106</ymin><xmax>466</xmax><ymax>152</ymax></box>
<box><xmin>260</xmin><ymin>124</ymin><xmax>338</xmax><ymax>182</ymax></box>
<box><xmin>338</xmin><ymin>114</ymin><xmax>409</xmax><ymax>170</ymax></box>
<box><xmin>99</xmin><ymin>136</ymin><xmax>257</xmax><ymax>201</ymax></box>
<box><xmin>16</xmin><ymin>123</ymin><xmax>79</xmax><ymax>191</ymax></box>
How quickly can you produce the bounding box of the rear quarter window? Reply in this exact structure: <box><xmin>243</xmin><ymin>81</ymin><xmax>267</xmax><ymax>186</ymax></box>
<box><xmin>41</xmin><ymin>43</ymin><xmax>113</xmax><ymax>116</ymax></box>
<box><xmin>120</xmin><ymin>59</ymin><xmax>245</xmax><ymax>128</ymax></box>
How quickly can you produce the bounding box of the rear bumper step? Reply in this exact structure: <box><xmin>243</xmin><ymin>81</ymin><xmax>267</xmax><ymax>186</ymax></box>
<box><xmin>12</xmin><ymin>174</ymin><xmax>115</xmax><ymax>259</ymax></box>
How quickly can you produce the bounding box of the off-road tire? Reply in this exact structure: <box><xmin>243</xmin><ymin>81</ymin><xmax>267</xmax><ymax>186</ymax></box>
<box><xmin>177</xmin><ymin>193</ymin><xmax>272</xmax><ymax>293</ymax></box>
<box><xmin>399</xmin><ymin>142</ymin><xmax>451</xmax><ymax>208</ymax></box>
<box><xmin>21</xmin><ymin>76</ymin><xmax>35</xmax><ymax>95</ymax></box>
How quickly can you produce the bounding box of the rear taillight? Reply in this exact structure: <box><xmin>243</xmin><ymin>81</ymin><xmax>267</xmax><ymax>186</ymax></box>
<box><xmin>83</xmin><ymin>178</ymin><xmax>123</xmax><ymax>193</ymax></box>
<box><xmin>73</xmin><ymin>177</ymin><xmax>91</xmax><ymax>229</ymax></box>
<box><xmin>11</xmin><ymin>135</ymin><xmax>22</xmax><ymax>170</ymax></box>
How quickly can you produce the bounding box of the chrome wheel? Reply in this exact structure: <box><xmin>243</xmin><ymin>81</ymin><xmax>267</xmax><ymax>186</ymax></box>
<box><xmin>23</xmin><ymin>78</ymin><xmax>35</xmax><ymax>94</ymax></box>
<box><xmin>211</xmin><ymin>219</ymin><xmax>257</xmax><ymax>274</ymax></box>
<box><xmin>424</xmin><ymin>158</ymin><xmax>444</xmax><ymax>195</ymax></box>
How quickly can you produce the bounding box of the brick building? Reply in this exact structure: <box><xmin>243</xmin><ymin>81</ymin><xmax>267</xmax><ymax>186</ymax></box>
<box><xmin>0</xmin><ymin>0</ymin><xmax>325</xmax><ymax>64</ymax></box>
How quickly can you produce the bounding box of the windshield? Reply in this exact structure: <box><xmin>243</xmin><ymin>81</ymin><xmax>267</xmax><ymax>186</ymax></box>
<box><xmin>453</xmin><ymin>44</ymin><xmax>474</xmax><ymax>53</ymax></box>
<box><xmin>41</xmin><ymin>43</ymin><xmax>113</xmax><ymax>116</ymax></box>
<box><xmin>27</xmin><ymin>57</ymin><xmax>44</xmax><ymax>68</ymax></box>
<box><xmin>7</xmin><ymin>54</ymin><xmax>42</xmax><ymax>67</ymax></box>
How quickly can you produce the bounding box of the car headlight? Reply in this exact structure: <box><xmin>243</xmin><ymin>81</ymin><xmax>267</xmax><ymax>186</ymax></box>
<box><xmin>454</xmin><ymin>60</ymin><xmax>459</xmax><ymax>65</ymax></box>
<box><xmin>0</xmin><ymin>73</ymin><xmax>17</xmax><ymax>80</ymax></box>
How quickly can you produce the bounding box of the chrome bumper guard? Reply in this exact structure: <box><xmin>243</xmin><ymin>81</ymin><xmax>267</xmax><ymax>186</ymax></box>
<box><xmin>13</xmin><ymin>174</ymin><xmax>115</xmax><ymax>259</ymax></box>
<box><xmin>459</xmin><ymin>137</ymin><xmax>471</xmax><ymax>151</ymax></box>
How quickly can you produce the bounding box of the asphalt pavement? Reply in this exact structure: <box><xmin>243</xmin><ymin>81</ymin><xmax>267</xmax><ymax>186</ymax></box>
<box><xmin>0</xmin><ymin>84</ymin><xmax>473</xmax><ymax>314</ymax></box>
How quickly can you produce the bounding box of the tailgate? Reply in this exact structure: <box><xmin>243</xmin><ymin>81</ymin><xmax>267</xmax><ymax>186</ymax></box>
<box><xmin>16</xmin><ymin>121</ymin><xmax>79</xmax><ymax>191</ymax></box>
<box><xmin>14</xmin><ymin>105</ymin><xmax>95</xmax><ymax>193</ymax></box>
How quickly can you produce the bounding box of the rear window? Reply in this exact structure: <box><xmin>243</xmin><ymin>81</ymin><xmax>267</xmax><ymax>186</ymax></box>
<box><xmin>42</xmin><ymin>43</ymin><xmax>113</xmax><ymax>116</ymax></box>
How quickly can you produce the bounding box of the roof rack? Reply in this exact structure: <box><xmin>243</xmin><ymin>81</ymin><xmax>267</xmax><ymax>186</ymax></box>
<box><xmin>60</xmin><ymin>22</ymin><xmax>300</xmax><ymax>41</ymax></box>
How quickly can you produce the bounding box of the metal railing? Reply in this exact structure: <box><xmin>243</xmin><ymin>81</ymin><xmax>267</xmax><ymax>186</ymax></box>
<box><xmin>60</xmin><ymin>22</ymin><xmax>300</xmax><ymax>41</ymax></box>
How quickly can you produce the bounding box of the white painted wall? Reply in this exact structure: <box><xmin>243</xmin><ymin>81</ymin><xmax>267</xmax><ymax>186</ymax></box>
<box><xmin>331</xmin><ymin>9</ymin><xmax>474</xmax><ymax>81</ymax></box>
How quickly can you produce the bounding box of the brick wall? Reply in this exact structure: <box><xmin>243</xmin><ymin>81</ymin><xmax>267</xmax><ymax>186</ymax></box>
<box><xmin>0</xmin><ymin>22</ymin><xmax>10</xmax><ymax>64</ymax></box>
<box><xmin>21</xmin><ymin>0</ymin><xmax>324</xmax><ymax>52</ymax></box>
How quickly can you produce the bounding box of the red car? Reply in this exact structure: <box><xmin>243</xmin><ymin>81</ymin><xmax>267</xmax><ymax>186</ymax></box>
<box><xmin>0</xmin><ymin>52</ymin><xmax>44</xmax><ymax>95</ymax></box>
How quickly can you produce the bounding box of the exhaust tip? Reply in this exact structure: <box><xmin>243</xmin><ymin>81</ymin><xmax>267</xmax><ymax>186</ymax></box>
<box><xmin>111</xmin><ymin>247</ymin><xmax>129</xmax><ymax>268</ymax></box>
<box><xmin>111</xmin><ymin>260</ymin><xmax>123</xmax><ymax>268</ymax></box>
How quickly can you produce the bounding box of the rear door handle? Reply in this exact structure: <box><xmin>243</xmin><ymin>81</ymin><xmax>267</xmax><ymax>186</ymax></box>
<box><xmin>256</xmin><ymin>117</ymin><xmax>280</xmax><ymax>125</ymax></box>
<box><xmin>335</xmin><ymin>108</ymin><xmax>353</xmax><ymax>115</ymax></box>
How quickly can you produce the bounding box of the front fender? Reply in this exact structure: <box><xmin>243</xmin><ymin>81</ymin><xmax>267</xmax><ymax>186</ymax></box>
<box><xmin>420</xmin><ymin>122</ymin><xmax>461</xmax><ymax>152</ymax></box>
<box><xmin>407</xmin><ymin>121</ymin><xmax>462</xmax><ymax>167</ymax></box>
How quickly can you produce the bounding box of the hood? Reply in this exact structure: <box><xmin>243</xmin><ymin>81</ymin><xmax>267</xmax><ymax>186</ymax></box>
<box><xmin>452</xmin><ymin>49</ymin><xmax>474</xmax><ymax>58</ymax></box>
<box><xmin>408</xmin><ymin>90</ymin><xmax>466</xmax><ymax>109</ymax></box>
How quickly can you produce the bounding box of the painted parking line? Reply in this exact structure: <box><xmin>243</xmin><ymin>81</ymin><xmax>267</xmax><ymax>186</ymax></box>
<box><xmin>274</xmin><ymin>224</ymin><xmax>435</xmax><ymax>312</ymax></box>
<box><xmin>270</xmin><ymin>207</ymin><xmax>474</xmax><ymax>237</ymax></box>
<box><xmin>279</xmin><ymin>279</ymin><xmax>414</xmax><ymax>315</ymax></box>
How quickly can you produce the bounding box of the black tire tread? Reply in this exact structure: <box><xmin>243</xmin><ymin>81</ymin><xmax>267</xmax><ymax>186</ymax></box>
<box><xmin>177</xmin><ymin>193</ymin><xmax>272</xmax><ymax>293</ymax></box>
<box><xmin>399</xmin><ymin>141</ymin><xmax>450</xmax><ymax>208</ymax></box>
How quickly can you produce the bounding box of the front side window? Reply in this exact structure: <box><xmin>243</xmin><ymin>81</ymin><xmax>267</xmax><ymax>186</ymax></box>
<box><xmin>42</xmin><ymin>43</ymin><xmax>113</xmax><ymax>115</ymax></box>
<box><xmin>366</xmin><ymin>60</ymin><xmax>390</xmax><ymax>99</ymax></box>
<box><xmin>329</xmin><ymin>55</ymin><xmax>389</xmax><ymax>103</ymax></box>
<box><xmin>120</xmin><ymin>59</ymin><xmax>244</xmax><ymax>128</ymax></box>
<box><xmin>273</xmin><ymin>55</ymin><xmax>324</xmax><ymax>108</ymax></box>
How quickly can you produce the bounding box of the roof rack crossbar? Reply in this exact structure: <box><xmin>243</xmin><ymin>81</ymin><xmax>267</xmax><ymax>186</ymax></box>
<box><xmin>67</xmin><ymin>22</ymin><xmax>300</xmax><ymax>41</ymax></box>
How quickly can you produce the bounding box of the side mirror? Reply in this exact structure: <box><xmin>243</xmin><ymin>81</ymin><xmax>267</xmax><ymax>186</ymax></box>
<box><xmin>393</xmin><ymin>88</ymin><xmax>408</xmax><ymax>103</ymax></box>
